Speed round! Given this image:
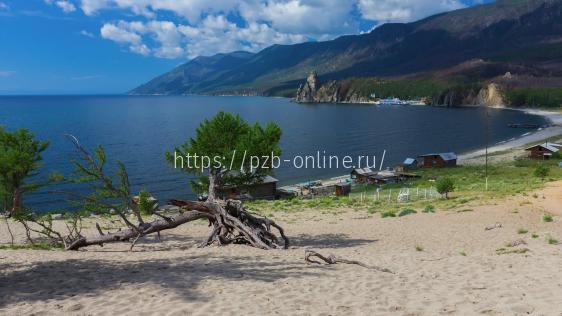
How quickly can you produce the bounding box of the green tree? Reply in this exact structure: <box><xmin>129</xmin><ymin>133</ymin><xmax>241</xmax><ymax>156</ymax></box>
<box><xmin>166</xmin><ymin>111</ymin><xmax>282</xmax><ymax>200</ymax></box>
<box><xmin>436</xmin><ymin>177</ymin><xmax>455</xmax><ymax>199</ymax></box>
<box><xmin>0</xmin><ymin>127</ymin><xmax>49</xmax><ymax>216</ymax></box>
<box><xmin>534</xmin><ymin>165</ymin><xmax>549</xmax><ymax>179</ymax></box>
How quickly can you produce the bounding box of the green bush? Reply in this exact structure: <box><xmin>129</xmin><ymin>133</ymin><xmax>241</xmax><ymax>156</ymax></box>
<box><xmin>381</xmin><ymin>211</ymin><xmax>396</xmax><ymax>218</ymax></box>
<box><xmin>398</xmin><ymin>208</ymin><xmax>417</xmax><ymax>217</ymax></box>
<box><xmin>436</xmin><ymin>177</ymin><xmax>455</xmax><ymax>199</ymax></box>
<box><xmin>543</xmin><ymin>213</ymin><xmax>554</xmax><ymax>222</ymax></box>
<box><xmin>422</xmin><ymin>205</ymin><xmax>435</xmax><ymax>213</ymax></box>
<box><xmin>534</xmin><ymin>165</ymin><xmax>550</xmax><ymax>179</ymax></box>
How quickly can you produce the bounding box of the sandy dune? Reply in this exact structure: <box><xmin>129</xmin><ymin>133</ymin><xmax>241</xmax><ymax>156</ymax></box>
<box><xmin>1</xmin><ymin>183</ymin><xmax>562</xmax><ymax>316</ymax></box>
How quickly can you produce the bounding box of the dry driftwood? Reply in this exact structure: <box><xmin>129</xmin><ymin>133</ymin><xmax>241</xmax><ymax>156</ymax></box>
<box><xmin>304</xmin><ymin>250</ymin><xmax>394</xmax><ymax>274</ymax></box>
<box><xmin>66</xmin><ymin>199</ymin><xmax>288</xmax><ymax>251</ymax></box>
<box><xmin>485</xmin><ymin>223</ymin><xmax>502</xmax><ymax>231</ymax></box>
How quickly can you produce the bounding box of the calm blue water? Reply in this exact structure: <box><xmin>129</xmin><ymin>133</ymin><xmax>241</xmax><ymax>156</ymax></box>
<box><xmin>0</xmin><ymin>95</ymin><xmax>547</xmax><ymax>211</ymax></box>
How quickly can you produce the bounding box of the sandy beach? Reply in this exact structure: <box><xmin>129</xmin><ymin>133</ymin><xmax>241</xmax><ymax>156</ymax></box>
<box><xmin>1</xmin><ymin>181</ymin><xmax>561</xmax><ymax>315</ymax></box>
<box><xmin>459</xmin><ymin>108</ymin><xmax>562</xmax><ymax>164</ymax></box>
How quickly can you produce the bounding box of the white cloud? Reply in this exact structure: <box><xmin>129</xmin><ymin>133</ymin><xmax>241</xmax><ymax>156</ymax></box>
<box><xmin>0</xmin><ymin>70</ymin><xmax>15</xmax><ymax>77</ymax></box>
<box><xmin>0</xmin><ymin>2</ymin><xmax>9</xmax><ymax>10</ymax></box>
<box><xmin>100</xmin><ymin>16</ymin><xmax>308</xmax><ymax>59</ymax></box>
<box><xmin>56</xmin><ymin>0</ymin><xmax>77</xmax><ymax>13</ymax></box>
<box><xmin>100</xmin><ymin>22</ymin><xmax>152</xmax><ymax>55</ymax></box>
<box><xmin>45</xmin><ymin>0</ymin><xmax>77</xmax><ymax>13</ymax></box>
<box><xmin>86</xmin><ymin>0</ymin><xmax>474</xmax><ymax>59</ymax></box>
<box><xmin>358</xmin><ymin>0</ymin><xmax>466</xmax><ymax>24</ymax></box>
<box><xmin>240</xmin><ymin>0</ymin><xmax>356</xmax><ymax>36</ymax></box>
<box><xmin>80</xmin><ymin>30</ymin><xmax>95</xmax><ymax>38</ymax></box>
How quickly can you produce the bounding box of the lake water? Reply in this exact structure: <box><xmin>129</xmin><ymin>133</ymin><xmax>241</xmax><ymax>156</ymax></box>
<box><xmin>0</xmin><ymin>95</ymin><xmax>547</xmax><ymax>211</ymax></box>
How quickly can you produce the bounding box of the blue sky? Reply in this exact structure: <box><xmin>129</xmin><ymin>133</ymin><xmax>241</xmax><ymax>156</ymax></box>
<box><xmin>0</xmin><ymin>0</ymin><xmax>492</xmax><ymax>94</ymax></box>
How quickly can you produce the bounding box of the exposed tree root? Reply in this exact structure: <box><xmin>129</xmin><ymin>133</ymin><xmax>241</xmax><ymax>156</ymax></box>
<box><xmin>66</xmin><ymin>199</ymin><xmax>288</xmax><ymax>251</ymax></box>
<box><xmin>171</xmin><ymin>199</ymin><xmax>289</xmax><ymax>250</ymax></box>
<box><xmin>304</xmin><ymin>250</ymin><xmax>394</xmax><ymax>274</ymax></box>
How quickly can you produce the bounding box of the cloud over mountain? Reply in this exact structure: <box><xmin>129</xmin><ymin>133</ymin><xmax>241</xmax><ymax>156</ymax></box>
<box><xmin>49</xmin><ymin>0</ymin><xmax>480</xmax><ymax>59</ymax></box>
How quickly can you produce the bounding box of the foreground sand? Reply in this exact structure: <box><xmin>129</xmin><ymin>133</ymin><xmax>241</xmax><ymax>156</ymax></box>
<box><xmin>1</xmin><ymin>183</ymin><xmax>562</xmax><ymax>315</ymax></box>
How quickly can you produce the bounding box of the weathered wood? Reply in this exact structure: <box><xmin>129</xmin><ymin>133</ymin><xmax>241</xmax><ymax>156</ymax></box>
<box><xmin>66</xmin><ymin>210</ymin><xmax>211</xmax><ymax>250</ymax></box>
<box><xmin>171</xmin><ymin>199</ymin><xmax>289</xmax><ymax>250</ymax></box>
<box><xmin>304</xmin><ymin>250</ymin><xmax>394</xmax><ymax>273</ymax></box>
<box><xmin>66</xmin><ymin>198</ymin><xmax>289</xmax><ymax>251</ymax></box>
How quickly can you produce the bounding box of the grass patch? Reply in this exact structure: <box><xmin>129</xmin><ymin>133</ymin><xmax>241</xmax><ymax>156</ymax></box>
<box><xmin>496</xmin><ymin>247</ymin><xmax>530</xmax><ymax>255</ymax></box>
<box><xmin>458</xmin><ymin>209</ymin><xmax>474</xmax><ymax>213</ymax></box>
<box><xmin>517</xmin><ymin>228</ymin><xmax>528</xmax><ymax>234</ymax></box>
<box><xmin>459</xmin><ymin>251</ymin><xmax>467</xmax><ymax>256</ymax></box>
<box><xmin>415</xmin><ymin>245</ymin><xmax>424</xmax><ymax>252</ymax></box>
<box><xmin>247</xmin><ymin>159</ymin><xmax>561</xmax><ymax>215</ymax></box>
<box><xmin>546</xmin><ymin>235</ymin><xmax>559</xmax><ymax>245</ymax></box>
<box><xmin>543</xmin><ymin>213</ymin><xmax>554</xmax><ymax>222</ymax></box>
<box><xmin>381</xmin><ymin>210</ymin><xmax>396</xmax><ymax>218</ymax></box>
<box><xmin>532</xmin><ymin>233</ymin><xmax>539</xmax><ymax>239</ymax></box>
<box><xmin>422</xmin><ymin>205</ymin><xmax>435</xmax><ymax>213</ymax></box>
<box><xmin>398</xmin><ymin>208</ymin><xmax>417</xmax><ymax>217</ymax></box>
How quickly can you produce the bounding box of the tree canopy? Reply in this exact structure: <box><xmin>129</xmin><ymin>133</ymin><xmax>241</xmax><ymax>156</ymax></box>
<box><xmin>166</xmin><ymin>111</ymin><xmax>282</xmax><ymax>200</ymax></box>
<box><xmin>0</xmin><ymin>126</ymin><xmax>49</xmax><ymax>215</ymax></box>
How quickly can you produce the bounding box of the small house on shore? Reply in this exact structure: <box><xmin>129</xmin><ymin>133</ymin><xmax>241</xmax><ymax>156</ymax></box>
<box><xmin>525</xmin><ymin>142</ymin><xmax>561</xmax><ymax>160</ymax></box>
<box><xmin>218</xmin><ymin>175</ymin><xmax>279</xmax><ymax>200</ymax></box>
<box><xmin>335</xmin><ymin>183</ymin><xmax>352</xmax><ymax>196</ymax></box>
<box><xmin>351</xmin><ymin>168</ymin><xmax>402</xmax><ymax>184</ymax></box>
<box><xmin>351</xmin><ymin>168</ymin><xmax>377</xmax><ymax>184</ymax></box>
<box><xmin>416</xmin><ymin>152</ymin><xmax>457</xmax><ymax>168</ymax></box>
<box><xmin>395</xmin><ymin>158</ymin><xmax>417</xmax><ymax>172</ymax></box>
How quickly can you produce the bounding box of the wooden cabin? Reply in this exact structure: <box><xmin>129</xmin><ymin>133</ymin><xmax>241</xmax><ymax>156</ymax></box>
<box><xmin>395</xmin><ymin>158</ymin><xmax>417</xmax><ymax>172</ymax></box>
<box><xmin>219</xmin><ymin>175</ymin><xmax>278</xmax><ymax>200</ymax></box>
<box><xmin>335</xmin><ymin>183</ymin><xmax>351</xmax><ymax>196</ymax></box>
<box><xmin>525</xmin><ymin>143</ymin><xmax>561</xmax><ymax>160</ymax></box>
<box><xmin>371</xmin><ymin>170</ymin><xmax>400</xmax><ymax>184</ymax></box>
<box><xmin>416</xmin><ymin>152</ymin><xmax>457</xmax><ymax>168</ymax></box>
<box><xmin>351</xmin><ymin>168</ymin><xmax>377</xmax><ymax>184</ymax></box>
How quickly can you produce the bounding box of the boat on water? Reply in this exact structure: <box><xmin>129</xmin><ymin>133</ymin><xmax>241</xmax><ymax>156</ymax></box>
<box><xmin>373</xmin><ymin>97</ymin><xmax>427</xmax><ymax>106</ymax></box>
<box><xmin>375</xmin><ymin>97</ymin><xmax>407</xmax><ymax>105</ymax></box>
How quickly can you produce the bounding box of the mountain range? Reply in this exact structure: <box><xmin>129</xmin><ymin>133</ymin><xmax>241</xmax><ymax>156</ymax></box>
<box><xmin>131</xmin><ymin>0</ymin><xmax>562</xmax><ymax>106</ymax></box>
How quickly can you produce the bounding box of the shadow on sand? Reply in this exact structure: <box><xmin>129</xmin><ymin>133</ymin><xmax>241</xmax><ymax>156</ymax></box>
<box><xmin>0</xmin><ymin>252</ymin><xmax>322</xmax><ymax>307</ymax></box>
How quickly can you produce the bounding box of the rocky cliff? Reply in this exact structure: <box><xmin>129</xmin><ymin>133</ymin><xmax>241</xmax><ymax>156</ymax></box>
<box><xmin>432</xmin><ymin>83</ymin><xmax>506</xmax><ymax>107</ymax></box>
<box><xmin>295</xmin><ymin>72</ymin><xmax>371</xmax><ymax>103</ymax></box>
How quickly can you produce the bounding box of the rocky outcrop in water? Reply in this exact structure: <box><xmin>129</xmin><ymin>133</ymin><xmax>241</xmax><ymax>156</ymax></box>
<box><xmin>295</xmin><ymin>72</ymin><xmax>371</xmax><ymax>103</ymax></box>
<box><xmin>295</xmin><ymin>71</ymin><xmax>340</xmax><ymax>102</ymax></box>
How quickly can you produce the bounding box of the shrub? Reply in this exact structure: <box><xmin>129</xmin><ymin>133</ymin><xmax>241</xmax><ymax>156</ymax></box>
<box><xmin>398</xmin><ymin>208</ymin><xmax>417</xmax><ymax>217</ymax></box>
<box><xmin>517</xmin><ymin>228</ymin><xmax>528</xmax><ymax>234</ymax></box>
<box><xmin>546</xmin><ymin>235</ymin><xmax>559</xmax><ymax>245</ymax></box>
<box><xmin>543</xmin><ymin>213</ymin><xmax>554</xmax><ymax>222</ymax></box>
<box><xmin>436</xmin><ymin>177</ymin><xmax>455</xmax><ymax>199</ymax></box>
<box><xmin>422</xmin><ymin>205</ymin><xmax>435</xmax><ymax>213</ymax></box>
<box><xmin>381</xmin><ymin>211</ymin><xmax>396</xmax><ymax>218</ymax></box>
<box><xmin>534</xmin><ymin>165</ymin><xmax>550</xmax><ymax>179</ymax></box>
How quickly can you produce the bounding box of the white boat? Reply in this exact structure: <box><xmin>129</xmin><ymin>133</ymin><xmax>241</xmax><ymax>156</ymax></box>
<box><xmin>375</xmin><ymin>97</ymin><xmax>406</xmax><ymax>105</ymax></box>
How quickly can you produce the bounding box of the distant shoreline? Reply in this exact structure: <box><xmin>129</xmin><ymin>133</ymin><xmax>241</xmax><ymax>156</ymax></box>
<box><xmin>458</xmin><ymin>107</ymin><xmax>562</xmax><ymax>163</ymax></box>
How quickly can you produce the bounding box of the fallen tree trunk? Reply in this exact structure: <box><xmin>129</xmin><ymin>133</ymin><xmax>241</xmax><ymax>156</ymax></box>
<box><xmin>66</xmin><ymin>210</ymin><xmax>211</xmax><ymax>250</ymax></box>
<box><xmin>66</xmin><ymin>199</ymin><xmax>288</xmax><ymax>251</ymax></box>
